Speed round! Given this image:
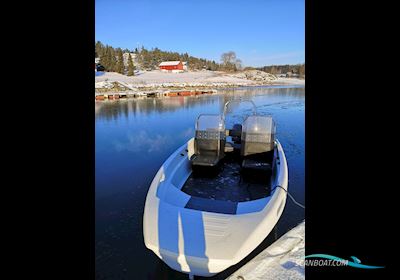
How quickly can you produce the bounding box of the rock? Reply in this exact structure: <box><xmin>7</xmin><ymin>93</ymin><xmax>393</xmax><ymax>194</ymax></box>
<box><xmin>231</xmin><ymin>70</ymin><xmax>277</xmax><ymax>82</ymax></box>
<box><xmin>95</xmin><ymin>81</ymin><xmax>138</xmax><ymax>92</ymax></box>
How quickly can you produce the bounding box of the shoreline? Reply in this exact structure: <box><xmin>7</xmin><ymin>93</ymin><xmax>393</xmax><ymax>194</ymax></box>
<box><xmin>95</xmin><ymin>71</ymin><xmax>304</xmax><ymax>99</ymax></box>
<box><xmin>94</xmin><ymin>83</ymin><xmax>305</xmax><ymax>100</ymax></box>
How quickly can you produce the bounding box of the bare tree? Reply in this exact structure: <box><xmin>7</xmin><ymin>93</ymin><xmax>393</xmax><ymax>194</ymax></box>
<box><xmin>221</xmin><ymin>51</ymin><xmax>242</xmax><ymax>72</ymax></box>
<box><xmin>235</xmin><ymin>59</ymin><xmax>242</xmax><ymax>71</ymax></box>
<box><xmin>221</xmin><ymin>51</ymin><xmax>236</xmax><ymax>65</ymax></box>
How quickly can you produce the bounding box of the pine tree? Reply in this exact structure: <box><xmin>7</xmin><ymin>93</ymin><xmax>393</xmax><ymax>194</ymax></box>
<box><xmin>127</xmin><ymin>54</ymin><xmax>135</xmax><ymax>76</ymax></box>
<box><xmin>102</xmin><ymin>47</ymin><xmax>110</xmax><ymax>71</ymax></box>
<box><xmin>108</xmin><ymin>47</ymin><xmax>116</xmax><ymax>72</ymax></box>
<box><xmin>116</xmin><ymin>49</ymin><xmax>124</xmax><ymax>74</ymax></box>
<box><xmin>95</xmin><ymin>41</ymin><xmax>104</xmax><ymax>59</ymax></box>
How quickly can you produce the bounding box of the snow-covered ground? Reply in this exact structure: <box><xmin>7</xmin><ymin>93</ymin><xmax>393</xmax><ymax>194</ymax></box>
<box><xmin>226</xmin><ymin>221</ymin><xmax>305</xmax><ymax>280</ymax></box>
<box><xmin>95</xmin><ymin>70</ymin><xmax>256</xmax><ymax>85</ymax></box>
<box><xmin>273</xmin><ymin>77</ymin><xmax>305</xmax><ymax>85</ymax></box>
<box><xmin>94</xmin><ymin>70</ymin><xmax>304</xmax><ymax>90</ymax></box>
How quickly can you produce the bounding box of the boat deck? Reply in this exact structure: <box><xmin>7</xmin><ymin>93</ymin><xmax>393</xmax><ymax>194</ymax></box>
<box><xmin>182</xmin><ymin>156</ymin><xmax>272</xmax><ymax>203</ymax></box>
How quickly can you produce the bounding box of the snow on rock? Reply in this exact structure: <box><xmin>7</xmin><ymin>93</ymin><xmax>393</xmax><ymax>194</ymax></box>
<box><xmin>226</xmin><ymin>221</ymin><xmax>305</xmax><ymax>280</ymax></box>
<box><xmin>94</xmin><ymin>70</ymin><xmax>303</xmax><ymax>93</ymax></box>
<box><xmin>95</xmin><ymin>70</ymin><xmax>259</xmax><ymax>86</ymax></box>
<box><xmin>274</xmin><ymin>77</ymin><xmax>305</xmax><ymax>85</ymax></box>
<box><xmin>95</xmin><ymin>81</ymin><xmax>137</xmax><ymax>91</ymax></box>
<box><xmin>95</xmin><ymin>81</ymin><xmax>114</xmax><ymax>89</ymax></box>
<box><xmin>231</xmin><ymin>70</ymin><xmax>277</xmax><ymax>82</ymax></box>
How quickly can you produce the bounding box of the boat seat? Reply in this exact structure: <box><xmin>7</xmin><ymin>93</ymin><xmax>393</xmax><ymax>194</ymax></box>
<box><xmin>192</xmin><ymin>151</ymin><xmax>222</xmax><ymax>167</ymax></box>
<box><xmin>193</xmin><ymin>137</ymin><xmax>225</xmax><ymax>167</ymax></box>
<box><xmin>241</xmin><ymin>115</ymin><xmax>275</xmax><ymax>157</ymax></box>
<box><xmin>240</xmin><ymin>115</ymin><xmax>275</xmax><ymax>181</ymax></box>
<box><xmin>242</xmin><ymin>158</ymin><xmax>272</xmax><ymax>172</ymax></box>
<box><xmin>192</xmin><ymin>115</ymin><xmax>225</xmax><ymax>168</ymax></box>
<box><xmin>241</xmin><ymin>153</ymin><xmax>274</xmax><ymax>183</ymax></box>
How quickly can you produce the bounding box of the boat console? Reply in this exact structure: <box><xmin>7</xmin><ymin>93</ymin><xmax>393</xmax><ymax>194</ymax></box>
<box><xmin>190</xmin><ymin>100</ymin><xmax>276</xmax><ymax>178</ymax></box>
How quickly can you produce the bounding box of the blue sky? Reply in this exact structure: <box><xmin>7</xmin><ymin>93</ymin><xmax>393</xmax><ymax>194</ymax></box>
<box><xmin>95</xmin><ymin>0</ymin><xmax>304</xmax><ymax>67</ymax></box>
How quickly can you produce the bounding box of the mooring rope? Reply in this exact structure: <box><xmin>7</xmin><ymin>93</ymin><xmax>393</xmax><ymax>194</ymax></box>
<box><xmin>272</xmin><ymin>185</ymin><xmax>305</xmax><ymax>209</ymax></box>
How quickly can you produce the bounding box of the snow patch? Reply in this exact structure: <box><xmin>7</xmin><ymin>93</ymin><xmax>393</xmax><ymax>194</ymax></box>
<box><xmin>226</xmin><ymin>221</ymin><xmax>305</xmax><ymax>280</ymax></box>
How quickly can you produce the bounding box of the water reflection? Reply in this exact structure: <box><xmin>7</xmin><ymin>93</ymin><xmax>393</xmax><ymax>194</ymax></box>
<box><xmin>95</xmin><ymin>86</ymin><xmax>305</xmax><ymax>121</ymax></box>
<box><xmin>114</xmin><ymin>130</ymin><xmax>174</xmax><ymax>153</ymax></box>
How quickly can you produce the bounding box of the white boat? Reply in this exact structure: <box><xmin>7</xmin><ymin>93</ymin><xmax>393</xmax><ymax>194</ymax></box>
<box><xmin>143</xmin><ymin>100</ymin><xmax>288</xmax><ymax>278</ymax></box>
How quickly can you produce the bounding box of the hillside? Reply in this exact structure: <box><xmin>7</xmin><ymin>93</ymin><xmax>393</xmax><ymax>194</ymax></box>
<box><xmin>95</xmin><ymin>69</ymin><xmax>304</xmax><ymax>93</ymax></box>
<box><xmin>95</xmin><ymin>41</ymin><xmax>221</xmax><ymax>72</ymax></box>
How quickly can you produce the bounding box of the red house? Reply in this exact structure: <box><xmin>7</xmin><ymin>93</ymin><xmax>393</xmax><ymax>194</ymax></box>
<box><xmin>159</xmin><ymin>61</ymin><xmax>184</xmax><ymax>72</ymax></box>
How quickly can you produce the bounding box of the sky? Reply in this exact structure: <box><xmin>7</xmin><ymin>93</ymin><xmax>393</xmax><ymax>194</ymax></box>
<box><xmin>95</xmin><ymin>0</ymin><xmax>304</xmax><ymax>67</ymax></box>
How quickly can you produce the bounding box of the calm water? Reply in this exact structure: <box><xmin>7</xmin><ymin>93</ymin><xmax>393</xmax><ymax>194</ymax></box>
<box><xmin>95</xmin><ymin>86</ymin><xmax>305</xmax><ymax>280</ymax></box>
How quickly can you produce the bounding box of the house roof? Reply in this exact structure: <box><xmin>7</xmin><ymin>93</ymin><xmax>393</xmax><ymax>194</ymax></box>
<box><xmin>159</xmin><ymin>61</ymin><xmax>181</xmax><ymax>66</ymax></box>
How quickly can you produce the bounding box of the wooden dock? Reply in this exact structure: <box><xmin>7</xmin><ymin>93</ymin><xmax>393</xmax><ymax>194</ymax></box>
<box><xmin>95</xmin><ymin>89</ymin><xmax>217</xmax><ymax>101</ymax></box>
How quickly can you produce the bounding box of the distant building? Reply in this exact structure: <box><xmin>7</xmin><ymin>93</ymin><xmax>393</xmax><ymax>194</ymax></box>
<box><xmin>159</xmin><ymin>61</ymin><xmax>184</xmax><ymax>73</ymax></box>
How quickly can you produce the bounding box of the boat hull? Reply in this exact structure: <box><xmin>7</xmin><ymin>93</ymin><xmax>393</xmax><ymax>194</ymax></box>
<box><xmin>143</xmin><ymin>138</ymin><xmax>288</xmax><ymax>277</ymax></box>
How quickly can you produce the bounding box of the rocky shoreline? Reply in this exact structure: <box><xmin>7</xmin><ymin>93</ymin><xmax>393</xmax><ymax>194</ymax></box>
<box><xmin>95</xmin><ymin>70</ymin><xmax>305</xmax><ymax>98</ymax></box>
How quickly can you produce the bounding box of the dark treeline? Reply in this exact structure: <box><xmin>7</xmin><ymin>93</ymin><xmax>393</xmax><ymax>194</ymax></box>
<box><xmin>95</xmin><ymin>41</ymin><xmax>304</xmax><ymax>76</ymax></box>
<box><xmin>95</xmin><ymin>41</ymin><xmax>134</xmax><ymax>75</ymax></box>
<box><xmin>95</xmin><ymin>41</ymin><xmax>222</xmax><ymax>72</ymax></box>
<box><xmin>138</xmin><ymin>47</ymin><xmax>221</xmax><ymax>71</ymax></box>
<box><xmin>248</xmin><ymin>64</ymin><xmax>305</xmax><ymax>77</ymax></box>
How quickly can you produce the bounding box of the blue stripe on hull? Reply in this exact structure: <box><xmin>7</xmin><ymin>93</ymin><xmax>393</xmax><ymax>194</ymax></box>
<box><xmin>185</xmin><ymin>196</ymin><xmax>238</xmax><ymax>214</ymax></box>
